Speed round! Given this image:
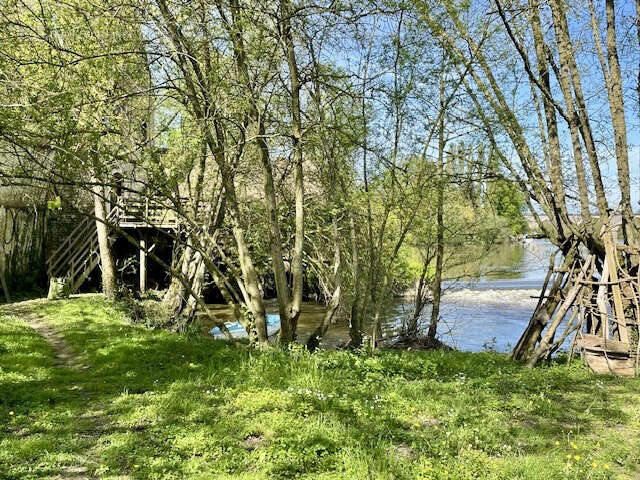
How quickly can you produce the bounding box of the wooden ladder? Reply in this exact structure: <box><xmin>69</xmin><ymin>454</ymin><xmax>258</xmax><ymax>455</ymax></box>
<box><xmin>47</xmin><ymin>208</ymin><xmax>119</xmax><ymax>293</ymax></box>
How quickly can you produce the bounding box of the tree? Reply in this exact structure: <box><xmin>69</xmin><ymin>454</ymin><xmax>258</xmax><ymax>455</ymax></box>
<box><xmin>416</xmin><ymin>0</ymin><xmax>640</xmax><ymax>364</ymax></box>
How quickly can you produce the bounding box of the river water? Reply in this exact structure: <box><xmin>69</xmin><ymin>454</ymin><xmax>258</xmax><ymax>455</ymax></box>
<box><xmin>206</xmin><ymin>239</ymin><xmax>555</xmax><ymax>352</ymax></box>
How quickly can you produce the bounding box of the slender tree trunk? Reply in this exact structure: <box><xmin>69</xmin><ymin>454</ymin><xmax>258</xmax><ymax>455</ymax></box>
<box><xmin>226</xmin><ymin>0</ymin><xmax>300</xmax><ymax>345</ymax></box>
<box><xmin>92</xmin><ymin>183</ymin><xmax>117</xmax><ymax>300</ymax></box>
<box><xmin>407</xmin><ymin>258</ymin><xmax>430</xmax><ymax>338</ymax></box>
<box><xmin>530</xmin><ymin>0</ymin><xmax>591</xmax><ymax>221</ymax></box>
<box><xmin>511</xmin><ymin>247</ymin><xmax>576</xmax><ymax>361</ymax></box>
<box><xmin>348</xmin><ymin>210</ymin><xmax>363</xmax><ymax>347</ymax></box>
<box><xmin>256</xmin><ymin>123</ymin><xmax>292</xmax><ymax>342</ymax></box>
<box><xmin>528</xmin><ymin>0</ymin><xmax>570</xmax><ymax>227</ymax></box>
<box><xmin>604</xmin><ymin>0</ymin><xmax>637</xmax><ymax>245</ymax></box>
<box><xmin>222</xmin><ymin>175</ymin><xmax>269</xmax><ymax>345</ymax></box>
<box><xmin>156</xmin><ymin>0</ymin><xmax>268</xmax><ymax>345</ymax></box>
<box><xmin>636</xmin><ymin>0</ymin><xmax>640</xmax><ymax>223</ymax></box>
<box><xmin>427</xmin><ymin>91</ymin><xmax>445</xmax><ymax>340</ymax></box>
<box><xmin>281</xmin><ymin>0</ymin><xmax>305</xmax><ymax>340</ymax></box>
<box><xmin>548</xmin><ymin>0</ymin><xmax>609</xmax><ymax>216</ymax></box>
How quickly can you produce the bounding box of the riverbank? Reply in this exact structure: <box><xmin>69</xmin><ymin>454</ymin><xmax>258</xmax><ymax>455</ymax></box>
<box><xmin>1</xmin><ymin>296</ymin><xmax>639</xmax><ymax>479</ymax></box>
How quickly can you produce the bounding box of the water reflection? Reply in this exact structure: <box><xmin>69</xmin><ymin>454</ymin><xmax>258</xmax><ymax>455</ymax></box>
<box><xmin>204</xmin><ymin>239</ymin><xmax>556</xmax><ymax>352</ymax></box>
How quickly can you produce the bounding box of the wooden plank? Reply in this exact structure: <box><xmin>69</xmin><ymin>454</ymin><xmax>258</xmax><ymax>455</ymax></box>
<box><xmin>47</xmin><ymin>218</ymin><xmax>93</xmax><ymax>274</ymax></box>
<box><xmin>47</xmin><ymin>216</ymin><xmax>91</xmax><ymax>267</ymax></box>
<box><xmin>603</xmin><ymin>229</ymin><xmax>630</xmax><ymax>343</ymax></box>
<box><xmin>139</xmin><ymin>236</ymin><xmax>147</xmax><ymax>293</ymax></box>
<box><xmin>577</xmin><ymin>333</ymin><xmax>630</xmax><ymax>354</ymax></box>
<box><xmin>583</xmin><ymin>351</ymin><xmax>636</xmax><ymax>377</ymax></box>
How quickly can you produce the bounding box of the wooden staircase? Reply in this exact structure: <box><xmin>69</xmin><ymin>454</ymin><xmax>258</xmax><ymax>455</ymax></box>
<box><xmin>47</xmin><ymin>208</ymin><xmax>119</xmax><ymax>293</ymax></box>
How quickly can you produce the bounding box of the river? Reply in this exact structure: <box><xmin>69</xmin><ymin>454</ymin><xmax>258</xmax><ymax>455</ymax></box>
<box><xmin>206</xmin><ymin>239</ymin><xmax>556</xmax><ymax>352</ymax></box>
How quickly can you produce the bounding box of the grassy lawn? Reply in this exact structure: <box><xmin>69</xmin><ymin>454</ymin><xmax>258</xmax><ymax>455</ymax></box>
<box><xmin>1</xmin><ymin>297</ymin><xmax>639</xmax><ymax>479</ymax></box>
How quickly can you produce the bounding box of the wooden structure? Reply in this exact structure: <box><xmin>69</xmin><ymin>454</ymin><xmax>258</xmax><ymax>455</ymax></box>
<box><xmin>46</xmin><ymin>195</ymin><xmax>178</xmax><ymax>293</ymax></box>
<box><xmin>577</xmin><ymin>334</ymin><xmax>637</xmax><ymax>377</ymax></box>
<box><xmin>110</xmin><ymin>196</ymin><xmax>180</xmax><ymax>229</ymax></box>
<box><xmin>573</xmin><ymin>218</ymin><xmax>640</xmax><ymax>377</ymax></box>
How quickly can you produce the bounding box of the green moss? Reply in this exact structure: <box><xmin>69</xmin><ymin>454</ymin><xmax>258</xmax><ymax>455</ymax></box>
<box><xmin>1</xmin><ymin>297</ymin><xmax>639</xmax><ymax>479</ymax></box>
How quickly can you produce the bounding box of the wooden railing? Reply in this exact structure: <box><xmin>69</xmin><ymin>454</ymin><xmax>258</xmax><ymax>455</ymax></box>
<box><xmin>47</xmin><ymin>194</ymin><xmax>180</xmax><ymax>292</ymax></box>
<box><xmin>111</xmin><ymin>195</ymin><xmax>180</xmax><ymax>228</ymax></box>
<box><xmin>47</xmin><ymin>207</ymin><xmax>119</xmax><ymax>292</ymax></box>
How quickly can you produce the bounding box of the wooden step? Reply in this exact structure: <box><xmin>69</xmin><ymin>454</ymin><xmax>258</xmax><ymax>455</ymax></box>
<box><xmin>577</xmin><ymin>334</ymin><xmax>631</xmax><ymax>355</ymax></box>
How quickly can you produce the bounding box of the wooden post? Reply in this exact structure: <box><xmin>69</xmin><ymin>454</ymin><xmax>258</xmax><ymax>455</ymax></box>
<box><xmin>604</xmin><ymin>225</ymin><xmax>629</xmax><ymax>343</ymax></box>
<box><xmin>140</xmin><ymin>233</ymin><xmax>147</xmax><ymax>294</ymax></box>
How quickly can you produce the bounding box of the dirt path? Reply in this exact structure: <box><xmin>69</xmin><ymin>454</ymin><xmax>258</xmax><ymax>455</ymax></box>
<box><xmin>8</xmin><ymin>301</ymin><xmax>86</xmax><ymax>369</ymax></box>
<box><xmin>3</xmin><ymin>300</ymin><xmax>107</xmax><ymax>479</ymax></box>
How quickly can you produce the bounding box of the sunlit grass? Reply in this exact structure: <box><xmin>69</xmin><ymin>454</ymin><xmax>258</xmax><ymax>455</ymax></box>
<box><xmin>1</xmin><ymin>296</ymin><xmax>639</xmax><ymax>479</ymax></box>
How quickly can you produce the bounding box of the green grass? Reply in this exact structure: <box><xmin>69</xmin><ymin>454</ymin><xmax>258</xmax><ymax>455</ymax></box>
<box><xmin>1</xmin><ymin>297</ymin><xmax>639</xmax><ymax>479</ymax></box>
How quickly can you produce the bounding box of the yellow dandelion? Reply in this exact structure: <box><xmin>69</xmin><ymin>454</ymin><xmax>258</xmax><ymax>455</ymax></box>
<box><xmin>570</xmin><ymin>442</ymin><xmax>578</xmax><ymax>450</ymax></box>
<box><xmin>554</xmin><ymin>441</ymin><xmax>560</xmax><ymax>446</ymax></box>
<box><xmin>591</xmin><ymin>462</ymin><xmax>598</xmax><ymax>468</ymax></box>
<box><xmin>604</xmin><ymin>464</ymin><xmax>610</xmax><ymax>470</ymax></box>
<box><xmin>8</xmin><ymin>411</ymin><xmax>14</xmax><ymax>416</ymax></box>
<box><xmin>573</xmin><ymin>455</ymin><xmax>581</xmax><ymax>461</ymax></box>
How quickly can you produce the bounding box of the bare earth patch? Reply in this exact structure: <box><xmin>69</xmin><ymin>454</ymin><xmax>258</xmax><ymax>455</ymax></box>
<box><xmin>5</xmin><ymin>300</ymin><xmax>84</xmax><ymax>368</ymax></box>
<box><xmin>2</xmin><ymin>299</ymin><xmax>125</xmax><ymax>480</ymax></box>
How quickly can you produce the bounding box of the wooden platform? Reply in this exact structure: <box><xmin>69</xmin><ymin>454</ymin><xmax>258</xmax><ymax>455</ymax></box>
<box><xmin>577</xmin><ymin>334</ymin><xmax>638</xmax><ymax>377</ymax></box>
<box><xmin>112</xmin><ymin>197</ymin><xmax>179</xmax><ymax>229</ymax></box>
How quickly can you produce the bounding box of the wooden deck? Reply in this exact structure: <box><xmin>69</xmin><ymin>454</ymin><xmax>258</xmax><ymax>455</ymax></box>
<box><xmin>111</xmin><ymin>196</ymin><xmax>179</xmax><ymax>229</ymax></box>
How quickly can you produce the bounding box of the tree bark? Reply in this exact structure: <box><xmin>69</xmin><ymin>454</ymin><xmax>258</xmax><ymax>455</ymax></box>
<box><xmin>548</xmin><ymin>0</ymin><xmax>609</xmax><ymax>216</ymax></box>
<box><xmin>281</xmin><ymin>0</ymin><xmax>305</xmax><ymax>342</ymax></box>
<box><xmin>428</xmin><ymin>82</ymin><xmax>446</xmax><ymax>340</ymax></box>
<box><xmin>348</xmin><ymin>210</ymin><xmax>363</xmax><ymax>347</ymax></box>
<box><xmin>92</xmin><ymin>183</ymin><xmax>117</xmax><ymax>300</ymax></box>
<box><xmin>511</xmin><ymin>247</ymin><xmax>576</xmax><ymax>361</ymax></box>
<box><xmin>156</xmin><ymin>0</ymin><xmax>269</xmax><ymax>345</ymax></box>
<box><xmin>604</xmin><ymin>0</ymin><xmax>637</xmax><ymax>245</ymax></box>
<box><xmin>162</xmin><ymin>240</ymin><xmax>207</xmax><ymax>326</ymax></box>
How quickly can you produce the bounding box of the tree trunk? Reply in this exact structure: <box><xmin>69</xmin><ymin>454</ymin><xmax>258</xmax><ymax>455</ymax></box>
<box><xmin>280</xmin><ymin>0</ymin><xmax>305</xmax><ymax>343</ymax></box>
<box><xmin>92</xmin><ymin>183</ymin><xmax>116</xmax><ymax>300</ymax></box>
<box><xmin>348</xmin><ymin>210</ymin><xmax>363</xmax><ymax>347</ymax></box>
<box><xmin>407</xmin><ymin>258</ymin><xmax>431</xmax><ymax>338</ymax></box>
<box><xmin>511</xmin><ymin>247</ymin><xmax>576</xmax><ymax>361</ymax></box>
<box><xmin>306</xmin><ymin>212</ymin><xmax>342</xmax><ymax>351</ymax></box>
<box><xmin>162</xmin><ymin>241</ymin><xmax>206</xmax><ymax>326</ymax></box>
<box><xmin>156</xmin><ymin>0</ymin><xmax>268</xmax><ymax>346</ymax></box>
<box><xmin>428</xmin><ymin>81</ymin><xmax>446</xmax><ymax>340</ymax></box>
<box><xmin>548</xmin><ymin>0</ymin><xmax>609</xmax><ymax>216</ymax></box>
<box><xmin>604</xmin><ymin>0</ymin><xmax>637</xmax><ymax>245</ymax></box>
<box><xmin>224</xmin><ymin>181</ymin><xmax>269</xmax><ymax>345</ymax></box>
